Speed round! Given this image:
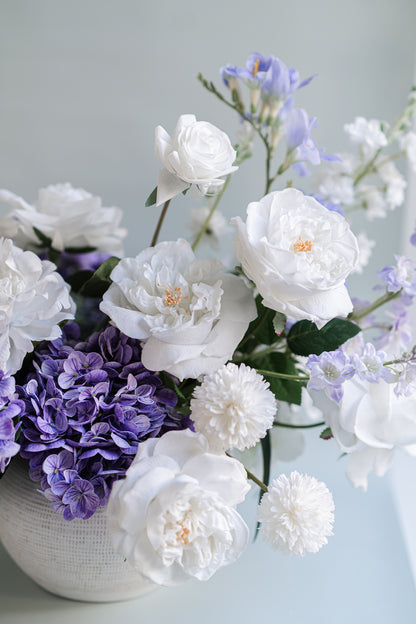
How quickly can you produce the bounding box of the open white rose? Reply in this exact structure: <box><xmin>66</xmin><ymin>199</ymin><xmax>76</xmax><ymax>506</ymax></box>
<box><xmin>0</xmin><ymin>238</ymin><xmax>75</xmax><ymax>373</ymax></box>
<box><xmin>107</xmin><ymin>429</ymin><xmax>250</xmax><ymax>586</ymax></box>
<box><xmin>155</xmin><ymin>114</ymin><xmax>238</xmax><ymax>206</ymax></box>
<box><xmin>0</xmin><ymin>183</ymin><xmax>126</xmax><ymax>255</ymax></box>
<box><xmin>232</xmin><ymin>188</ymin><xmax>359</xmax><ymax>328</ymax></box>
<box><xmin>312</xmin><ymin>378</ymin><xmax>416</xmax><ymax>491</ymax></box>
<box><xmin>100</xmin><ymin>239</ymin><xmax>256</xmax><ymax>380</ymax></box>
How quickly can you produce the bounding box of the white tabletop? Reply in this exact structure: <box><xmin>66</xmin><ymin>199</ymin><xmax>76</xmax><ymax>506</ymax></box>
<box><xmin>1</xmin><ymin>430</ymin><xmax>415</xmax><ymax>624</ymax></box>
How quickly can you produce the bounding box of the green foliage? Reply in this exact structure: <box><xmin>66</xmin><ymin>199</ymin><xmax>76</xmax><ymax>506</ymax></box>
<box><xmin>287</xmin><ymin>318</ymin><xmax>361</xmax><ymax>357</ymax></box>
<box><xmin>242</xmin><ymin>296</ymin><xmax>283</xmax><ymax>350</ymax></box>
<box><xmin>145</xmin><ymin>186</ymin><xmax>157</xmax><ymax>207</ymax></box>
<box><xmin>78</xmin><ymin>256</ymin><xmax>121</xmax><ymax>298</ymax></box>
<box><xmin>251</xmin><ymin>352</ymin><xmax>303</xmax><ymax>405</ymax></box>
<box><xmin>320</xmin><ymin>427</ymin><xmax>333</xmax><ymax>440</ymax></box>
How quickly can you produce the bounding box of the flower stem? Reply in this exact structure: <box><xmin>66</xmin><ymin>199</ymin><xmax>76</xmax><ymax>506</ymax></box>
<box><xmin>245</xmin><ymin>467</ymin><xmax>269</xmax><ymax>493</ymax></box>
<box><xmin>192</xmin><ymin>176</ymin><xmax>231</xmax><ymax>251</ymax></box>
<box><xmin>150</xmin><ymin>200</ymin><xmax>170</xmax><ymax>247</ymax></box>
<box><xmin>274</xmin><ymin>420</ymin><xmax>325</xmax><ymax>429</ymax></box>
<box><xmin>349</xmin><ymin>290</ymin><xmax>402</xmax><ymax>322</ymax></box>
<box><xmin>255</xmin><ymin>369</ymin><xmax>309</xmax><ymax>382</ymax></box>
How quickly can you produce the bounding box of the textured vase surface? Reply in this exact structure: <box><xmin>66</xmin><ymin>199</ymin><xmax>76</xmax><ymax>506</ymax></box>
<box><xmin>0</xmin><ymin>459</ymin><xmax>156</xmax><ymax>602</ymax></box>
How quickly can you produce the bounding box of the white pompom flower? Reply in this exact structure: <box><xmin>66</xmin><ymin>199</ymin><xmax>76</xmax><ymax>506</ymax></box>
<box><xmin>190</xmin><ymin>363</ymin><xmax>277</xmax><ymax>452</ymax></box>
<box><xmin>258</xmin><ymin>471</ymin><xmax>335</xmax><ymax>556</ymax></box>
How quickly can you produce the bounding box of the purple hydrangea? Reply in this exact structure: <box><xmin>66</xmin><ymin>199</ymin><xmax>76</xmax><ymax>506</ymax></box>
<box><xmin>0</xmin><ymin>372</ymin><xmax>25</xmax><ymax>473</ymax></box>
<box><xmin>306</xmin><ymin>349</ymin><xmax>355</xmax><ymax>402</ymax></box>
<box><xmin>17</xmin><ymin>325</ymin><xmax>191</xmax><ymax>520</ymax></box>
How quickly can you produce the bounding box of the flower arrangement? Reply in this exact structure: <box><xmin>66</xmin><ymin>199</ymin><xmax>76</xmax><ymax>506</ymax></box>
<box><xmin>0</xmin><ymin>50</ymin><xmax>416</xmax><ymax>591</ymax></box>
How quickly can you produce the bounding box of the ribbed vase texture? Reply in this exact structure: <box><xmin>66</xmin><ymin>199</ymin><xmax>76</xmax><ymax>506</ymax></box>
<box><xmin>0</xmin><ymin>460</ymin><xmax>156</xmax><ymax>602</ymax></box>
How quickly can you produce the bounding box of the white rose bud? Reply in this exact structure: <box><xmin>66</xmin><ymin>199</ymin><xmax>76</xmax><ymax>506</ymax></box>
<box><xmin>154</xmin><ymin>114</ymin><xmax>238</xmax><ymax>206</ymax></box>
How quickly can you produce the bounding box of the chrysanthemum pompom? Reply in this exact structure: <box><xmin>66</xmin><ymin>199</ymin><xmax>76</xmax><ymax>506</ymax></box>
<box><xmin>190</xmin><ymin>362</ymin><xmax>277</xmax><ymax>451</ymax></box>
<box><xmin>258</xmin><ymin>471</ymin><xmax>334</xmax><ymax>556</ymax></box>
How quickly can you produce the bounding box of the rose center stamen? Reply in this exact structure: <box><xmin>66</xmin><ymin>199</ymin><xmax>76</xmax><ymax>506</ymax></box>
<box><xmin>159</xmin><ymin>283</ymin><xmax>189</xmax><ymax>307</ymax></box>
<box><xmin>252</xmin><ymin>58</ymin><xmax>260</xmax><ymax>77</ymax></box>
<box><xmin>293</xmin><ymin>236</ymin><xmax>313</xmax><ymax>253</ymax></box>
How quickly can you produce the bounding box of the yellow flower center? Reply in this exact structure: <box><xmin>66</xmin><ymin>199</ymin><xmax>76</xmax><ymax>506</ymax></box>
<box><xmin>293</xmin><ymin>236</ymin><xmax>313</xmax><ymax>253</ymax></box>
<box><xmin>160</xmin><ymin>283</ymin><xmax>188</xmax><ymax>307</ymax></box>
<box><xmin>252</xmin><ymin>58</ymin><xmax>260</xmax><ymax>77</ymax></box>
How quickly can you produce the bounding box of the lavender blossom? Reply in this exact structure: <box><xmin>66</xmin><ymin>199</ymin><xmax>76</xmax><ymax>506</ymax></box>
<box><xmin>379</xmin><ymin>255</ymin><xmax>416</xmax><ymax>298</ymax></box>
<box><xmin>351</xmin><ymin>343</ymin><xmax>392</xmax><ymax>383</ymax></box>
<box><xmin>306</xmin><ymin>349</ymin><xmax>355</xmax><ymax>402</ymax></box>
<box><xmin>17</xmin><ymin>325</ymin><xmax>191</xmax><ymax>520</ymax></box>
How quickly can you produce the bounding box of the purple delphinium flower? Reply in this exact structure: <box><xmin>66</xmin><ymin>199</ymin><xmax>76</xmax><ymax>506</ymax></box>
<box><xmin>410</xmin><ymin>222</ymin><xmax>416</xmax><ymax>247</ymax></box>
<box><xmin>351</xmin><ymin>343</ymin><xmax>393</xmax><ymax>383</ymax></box>
<box><xmin>0</xmin><ymin>371</ymin><xmax>25</xmax><ymax>473</ymax></box>
<box><xmin>310</xmin><ymin>193</ymin><xmax>344</xmax><ymax>216</ymax></box>
<box><xmin>306</xmin><ymin>349</ymin><xmax>355</xmax><ymax>402</ymax></box>
<box><xmin>17</xmin><ymin>325</ymin><xmax>192</xmax><ymax>520</ymax></box>
<box><xmin>379</xmin><ymin>255</ymin><xmax>416</xmax><ymax>299</ymax></box>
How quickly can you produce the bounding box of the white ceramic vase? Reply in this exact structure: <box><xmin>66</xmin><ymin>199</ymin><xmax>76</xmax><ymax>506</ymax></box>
<box><xmin>0</xmin><ymin>459</ymin><xmax>156</xmax><ymax>602</ymax></box>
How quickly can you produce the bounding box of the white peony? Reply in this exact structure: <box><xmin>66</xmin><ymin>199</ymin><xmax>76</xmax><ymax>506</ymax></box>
<box><xmin>0</xmin><ymin>238</ymin><xmax>75</xmax><ymax>373</ymax></box>
<box><xmin>154</xmin><ymin>114</ymin><xmax>238</xmax><ymax>206</ymax></box>
<box><xmin>232</xmin><ymin>188</ymin><xmax>359</xmax><ymax>329</ymax></box>
<box><xmin>107</xmin><ymin>429</ymin><xmax>250</xmax><ymax>586</ymax></box>
<box><xmin>313</xmin><ymin>377</ymin><xmax>416</xmax><ymax>491</ymax></box>
<box><xmin>190</xmin><ymin>363</ymin><xmax>277</xmax><ymax>451</ymax></box>
<box><xmin>0</xmin><ymin>183</ymin><xmax>126</xmax><ymax>255</ymax></box>
<box><xmin>100</xmin><ymin>239</ymin><xmax>256</xmax><ymax>380</ymax></box>
<box><xmin>258</xmin><ymin>471</ymin><xmax>334</xmax><ymax>556</ymax></box>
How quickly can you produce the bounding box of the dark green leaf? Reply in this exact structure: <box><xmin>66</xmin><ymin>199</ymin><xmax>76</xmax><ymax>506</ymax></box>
<box><xmin>145</xmin><ymin>186</ymin><xmax>157</xmax><ymax>207</ymax></box>
<box><xmin>33</xmin><ymin>226</ymin><xmax>52</xmax><ymax>247</ymax></box>
<box><xmin>250</xmin><ymin>352</ymin><xmax>303</xmax><ymax>405</ymax></box>
<box><xmin>241</xmin><ymin>296</ymin><xmax>278</xmax><ymax>350</ymax></box>
<box><xmin>79</xmin><ymin>256</ymin><xmax>121</xmax><ymax>298</ymax></box>
<box><xmin>287</xmin><ymin>318</ymin><xmax>361</xmax><ymax>357</ymax></box>
<box><xmin>65</xmin><ymin>269</ymin><xmax>95</xmax><ymax>293</ymax></box>
<box><xmin>320</xmin><ymin>427</ymin><xmax>333</xmax><ymax>440</ymax></box>
<box><xmin>65</xmin><ymin>245</ymin><xmax>97</xmax><ymax>254</ymax></box>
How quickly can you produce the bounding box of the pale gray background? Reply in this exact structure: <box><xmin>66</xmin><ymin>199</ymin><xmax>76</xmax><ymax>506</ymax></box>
<box><xmin>1</xmin><ymin>1</ymin><xmax>416</xmax><ymax>619</ymax></box>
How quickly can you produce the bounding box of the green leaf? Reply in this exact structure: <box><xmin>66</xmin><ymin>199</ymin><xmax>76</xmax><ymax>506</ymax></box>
<box><xmin>65</xmin><ymin>245</ymin><xmax>97</xmax><ymax>254</ymax></box>
<box><xmin>242</xmin><ymin>296</ymin><xmax>277</xmax><ymax>349</ymax></box>
<box><xmin>251</xmin><ymin>352</ymin><xmax>303</xmax><ymax>405</ymax></box>
<box><xmin>272</xmin><ymin>312</ymin><xmax>286</xmax><ymax>337</ymax></box>
<box><xmin>65</xmin><ymin>269</ymin><xmax>95</xmax><ymax>293</ymax></box>
<box><xmin>287</xmin><ymin>318</ymin><xmax>361</xmax><ymax>357</ymax></box>
<box><xmin>320</xmin><ymin>427</ymin><xmax>333</xmax><ymax>440</ymax></box>
<box><xmin>33</xmin><ymin>226</ymin><xmax>52</xmax><ymax>248</ymax></box>
<box><xmin>79</xmin><ymin>256</ymin><xmax>121</xmax><ymax>298</ymax></box>
<box><xmin>145</xmin><ymin>186</ymin><xmax>157</xmax><ymax>207</ymax></box>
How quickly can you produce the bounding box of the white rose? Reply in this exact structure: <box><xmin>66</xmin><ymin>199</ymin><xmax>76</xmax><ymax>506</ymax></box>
<box><xmin>107</xmin><ymin>429</ymin><xmax>250</xmax><ymax>586</ymax></box>
<box><xmin>155</xmin><ymin>114</ymin><xmax>238</xmax><ymax>206</ymax></box>
<box><xmin>0</xmin><ymin>238</ymin><xmax>75</xmax><ymax>373</ymax></box>
<box><xmin>0</xmin><ymin>183</ymin><xmax>126</xmax><ymax>255</ymax></box>
<box><xmin>100</xmin><ymin>239</ymin><xmax>256</xmax><ymax>380</ymax></box>
<box><xmin>313</xmin><ymin>378</ymin><xmax>416</xmax><ymax>491</ymax></box>
<box><xmin>232</xmin><ymin>188</ymin><xmax>359</xmax><ymax>329</ymax></box>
